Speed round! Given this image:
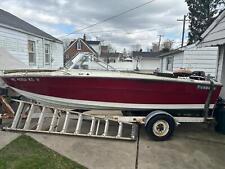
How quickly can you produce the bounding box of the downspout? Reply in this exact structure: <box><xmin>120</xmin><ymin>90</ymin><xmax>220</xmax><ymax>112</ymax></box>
<box><xmin>42</xmin><ymin>38</ymin><xmax>45</xmax><ymax>68</ymax></box>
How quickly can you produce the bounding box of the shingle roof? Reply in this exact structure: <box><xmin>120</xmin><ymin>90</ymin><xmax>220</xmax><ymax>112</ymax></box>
<box><xmin>100</xmin><ymin>52</ymin><xmax>122</xmax><ymax>58</ymax></box>
<box><xmin>0</xmin><ymin>9</ymin><xmax>62</xmax><ymax>43</ymax></box>
<box><xmin>132</xmin><ymin>51</ymin><xmax>163</xmax><ymax>58</ymax></box>
<box><xmin>158</xmin><ymin>49</ymin><xmax>184</xmax><ymax>58</ymax></box>
<box><xmin>87</xmin><ymin>40</ymin><xmax>100</xmax><ymax>45</ymax></box>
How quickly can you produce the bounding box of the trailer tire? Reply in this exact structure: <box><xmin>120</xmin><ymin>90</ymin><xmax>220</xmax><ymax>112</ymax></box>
<box><xmin>145</xmin><ymin>114</ymin><xmax>175</xmax><ymax>141</ymax></box>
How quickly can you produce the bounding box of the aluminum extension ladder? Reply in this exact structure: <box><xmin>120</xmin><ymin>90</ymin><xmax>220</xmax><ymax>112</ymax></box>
<box><xmin>3</xmin><ymin>99</ymin><xmax>137</xmax><ymax>141</ymax></box>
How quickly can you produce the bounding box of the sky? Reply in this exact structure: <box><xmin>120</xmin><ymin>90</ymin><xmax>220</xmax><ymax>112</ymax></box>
<box><xmin>0</xmin><ymin>0</ymin><xmax>188</xmax><ymax>52</ymax></box>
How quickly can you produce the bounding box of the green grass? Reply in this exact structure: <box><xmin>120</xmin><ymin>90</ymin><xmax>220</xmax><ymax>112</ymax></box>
<box><xmin>0</xmin><ymin>135</ymin><xmax>87</xmax><ymax>169</ymax></box>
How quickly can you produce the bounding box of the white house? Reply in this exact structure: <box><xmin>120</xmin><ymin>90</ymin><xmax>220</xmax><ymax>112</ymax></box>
<box><xmin>86</xmin><ymin>40</ymin><xmax>101</xmax><ymax>56</ymax></box>
<box><xmin>160</xmin><ymin>44</ymin><xmax>218</xmax><ymax>77</ymax></box>
<box><xmin>0</xmin><ymin>9</ymin><xmax>63</xmax><ymax>69</ymax></box>
<box><xmin>132</xmin><ymin>51</ymin><xmax>161</xmax><ymax>72</ymax></box>
<box><xmin>199</xmin><ymin>10</ymin><xmax>225</xmax><ymax>98</ymax></box>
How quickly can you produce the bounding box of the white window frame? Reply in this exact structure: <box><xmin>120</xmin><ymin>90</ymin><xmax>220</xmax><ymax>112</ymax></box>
<box><xmin>28</xmin><ymin>40</ymin><xmax>36</xmax><ymax>65</ymax></box>
<box><xmin>77</xmin><ymin>40</ymin><xmax>81</xmax><ymax>50</ymax></box>
<box><xmin>166</xmin><ymin>56</ymin><xmax>174</xmax><ymax>71</ymax></box>
<box><xmin>45</xmin><ymin>44</ymin><xmax>51</xmax><ymax>65</ymax></box>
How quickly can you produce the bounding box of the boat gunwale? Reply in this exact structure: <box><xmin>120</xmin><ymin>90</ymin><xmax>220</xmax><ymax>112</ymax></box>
<box><xmin>1</xmin><ymin>73</ymin><xmax>222</xmax><ymax>86</ymax></box>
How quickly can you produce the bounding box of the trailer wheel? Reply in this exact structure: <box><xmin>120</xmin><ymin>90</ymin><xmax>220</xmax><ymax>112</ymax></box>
<box><xmin>145</xmin><ymin>114</ymin><xmax>175</xmax><ymax>141</ymax></box>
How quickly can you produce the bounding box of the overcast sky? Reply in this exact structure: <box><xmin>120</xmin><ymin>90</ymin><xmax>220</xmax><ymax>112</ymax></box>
<box><xmin>0</xmin><ymin>0</ymin><xmax>188</xmax><ymax>52</ymax></box>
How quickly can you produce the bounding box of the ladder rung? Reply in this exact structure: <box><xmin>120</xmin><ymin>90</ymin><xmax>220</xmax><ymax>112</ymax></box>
<box><xmin>49</xmin><ymin>109</ymin><xmax>58</xmax><ymax>132</ymax></box>
<box><xmin>102</xmin><ymin>119</ymin><xmax>109</xmax><ymax>136</ymax></box>
<box><xmin>11</xmin><ymin>102</ymin><xmax>24</xmax><ymax>129</ymax></box>
<box><xmin>74</xmin><ymin>114</ymin><xmax>83</xmax><ymax>134</ymax></box>
<box><xmin>88</xmin><ymin>117</ymin><xmax>96</xmax><ymax>135</ymax></box>
<box><xmin>95</xmin><ymin>119</ymin><xmax>100</xmax><ymax>135</ymax></box>
<box><xmin>117</xmin><ymin>122</ymin><xmax>123</xmax><ymax>138</ymax></box>
<box><xmin>36</xmin><ymin>107</ymin><xmax>46</xmax><ymax>131</ymax></box>
<box><xmin>23</xmin><ymin>104</ymin><xmax>35</xmax><ymax>130</ymax></box>
<box><xmin>61</xmin><ymin>111</ymin><xmax>70</xmax><ymax>133</ymax></box>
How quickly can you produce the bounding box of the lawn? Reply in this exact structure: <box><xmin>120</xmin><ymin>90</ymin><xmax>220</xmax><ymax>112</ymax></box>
<box><xmin>0</xmin><ymin>135</ymin><xmax>87</xmax><ymax>169</ymax></box>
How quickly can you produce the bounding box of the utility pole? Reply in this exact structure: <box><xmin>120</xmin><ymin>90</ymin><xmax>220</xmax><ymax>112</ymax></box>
<box><xmin>177</xmin><ymin>15</ymin><xmax>189</xmax><ymax>47</ymax></box>
<box><xmin>157</xmin><ymin>34</ymin><xmax>163</xmax><ymax>51</ymax></box>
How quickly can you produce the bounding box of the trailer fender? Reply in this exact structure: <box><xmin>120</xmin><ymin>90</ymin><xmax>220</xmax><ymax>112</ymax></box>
<box><xmin>144</xmin><ymin>110</ymin><xmax>177</xmax><ymax>127</ymax></box>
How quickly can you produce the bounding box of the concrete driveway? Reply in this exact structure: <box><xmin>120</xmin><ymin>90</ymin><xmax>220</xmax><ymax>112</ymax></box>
<box><xmin>25</xmin><ymin>123</ymin><xmax>225</xmax><ymax>169</ymax></box>
<box><xmin>1</xmin><ymin>111</ymin><xmax>225</xmax><ymax>169</ymax></box>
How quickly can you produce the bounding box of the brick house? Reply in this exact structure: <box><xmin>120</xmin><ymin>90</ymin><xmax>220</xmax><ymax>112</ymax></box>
<box><xmin>64</xmin><ymin>36</ymin><xmax>100</xmax><ymax>64</ymax></box>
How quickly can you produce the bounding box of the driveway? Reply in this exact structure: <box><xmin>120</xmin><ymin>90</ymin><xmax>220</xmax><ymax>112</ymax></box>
<box><xmin>1</xmin><ymin>111</ymin><xmax>225</xmax><ymax>169</ymax></box>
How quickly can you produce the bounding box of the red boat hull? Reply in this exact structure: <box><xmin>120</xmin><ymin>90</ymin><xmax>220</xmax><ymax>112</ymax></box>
<box><xmin>2</xmin><ymin>76</ymin><xmax>222</xmax><ymax>109</ymax></box>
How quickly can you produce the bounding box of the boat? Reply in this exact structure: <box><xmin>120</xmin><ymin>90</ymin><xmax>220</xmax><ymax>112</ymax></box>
<box><xmin>0</xmin><ymin>53</ymin><xmax>223</xmax><ymax>111</ymax></box>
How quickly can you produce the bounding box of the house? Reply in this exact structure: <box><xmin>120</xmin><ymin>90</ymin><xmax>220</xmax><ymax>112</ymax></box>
<box><xmin>160</xmin><ymin>44</ymin><xmax>218</xmax><ymax>77</ymax></box>
<box><xmin>198</xmin><ymin>10</ymin><xmax>225</xmax><ymax>98</ymax></box>
<box><xmin>132</xmin><ymin>51</ymin><xmax>161</xmax><ymax>72</ymax></box>
<box><xmin>0</xmin><ymin>9</ymin><xmax>63</xmax><ymax>69</ymax></box>
<box><xmin>100</xmin><ymin>52</ymin><xmax>123</xmax><ymax>63</ymax></box>
<box><xmin>0</xmin><ymin>48</ymin><xmax>28</xmax><ymax>88</ymax></box>
<box><xmin>64</xmin><ymin>36</ymin><xmax>101</xmax><ymax>64</ymax></box>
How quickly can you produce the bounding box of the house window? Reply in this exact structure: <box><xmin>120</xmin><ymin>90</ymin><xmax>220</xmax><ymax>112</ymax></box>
<box><xmin>77</xmin><ymin>40</ymin><xmax>81</xmax><ymax>50</ymax></box>
<box><xmin>166</xmin><ymin>57</ymin><xmax>173</xmax><ymax>71</ymax></box>
<box><xmin>28</xmin><ymin>40</ymin><xmax>36</xmax><ymax>65</ymax></box>
<box><xmin>45</xmin><ymin>44</ymin><xmax>50</xmax><ymax>65</ymax></box>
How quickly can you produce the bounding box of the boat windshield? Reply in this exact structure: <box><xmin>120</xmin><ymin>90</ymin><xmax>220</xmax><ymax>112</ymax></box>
<box><xmin>65</xmin><ymin>53</ymin><xmax>116</xmax><ymax>71</ymax></box>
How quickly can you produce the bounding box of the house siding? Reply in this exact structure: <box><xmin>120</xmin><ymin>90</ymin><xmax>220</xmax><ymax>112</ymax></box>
<box><xmin>64</xmin><ymin>39</ymin><xmax>94</xmax><ymax>63</ymax></box>
<box><xmin>161</xmin><ymin>52</ymin><xmax>184</xmax><ymax>73</ymax></box>
<box><xmin>0</xmin><ymin>26</ymin><xmax>63</xmax><ymax>69</ymax></box>
<box><xmin>183</xmin><ymin>47</ymin><xmax>217</xmax><ymax>76</ymax></box>
<box><xmin>160</xmin><ymin>47</ymin><xmax>217</xmax><ymax>77</ymax></box>
<box><xmin>139</xmin><ymin>58</ymin><xmax>160</xmax><ymax>72</ymax></box>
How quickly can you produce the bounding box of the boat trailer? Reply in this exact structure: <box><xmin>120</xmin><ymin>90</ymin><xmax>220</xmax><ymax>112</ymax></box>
<box><xmin>0</xmin><ymin>93</ymin><xmax>215</xmax><ymax>141</ymax></box>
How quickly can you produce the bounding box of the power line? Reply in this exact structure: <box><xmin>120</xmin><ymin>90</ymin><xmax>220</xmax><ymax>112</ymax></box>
<box><xmin>62</xmin><ymin>0</ymin><xmax>156</xmax><ymax>37</ymax></box>
<box><xmin>59</xmin><ymin>25</ymin><xmax>176</xmax><ymax>39</ymax></box>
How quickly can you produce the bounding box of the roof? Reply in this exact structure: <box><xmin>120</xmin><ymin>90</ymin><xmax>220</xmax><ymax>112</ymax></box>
<box><xmin>132</xmin><ymin>51</ymin><xmax>163</xmax><ymax>58</ymax></box>
<box><xmin>199</xmin><ymin>10</ymin><xmax>225</xmax><ymax>47</ymax></box>
<box><xmin>158</xmin><ymin>49</ymin><xmax>184</xmax><ymax>58</ymax></box>
<box><xmin>86</xmin><ymin>40</ymin><xmax>100</xmax><ymax>45</ymax></box>
<box><xmin>64</xmin><ymin>38</ymin><xmax>98</xmax><ymax>55</ymax></box>
<box><xmin>100</xmin><ymin>52</ymin><xmax>122</xmax><ymax>58</ymax></box>
<box><xmin>0</xmin><ymin>9</ymin><xmax>62</xmax><ymax>43</ymax></box>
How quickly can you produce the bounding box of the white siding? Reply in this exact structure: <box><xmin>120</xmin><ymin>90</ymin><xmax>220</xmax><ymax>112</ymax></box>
<box><xmin>160</xmin><ymin>46</ymin><xmax>218</xmax><ymax>77</ymax></box>
<box><xmin>139</xmin><ymin>58</ymin><xmax>160</xmax><ymax>72</ymax></box>
<box><xmin>183</xmin><ymin>47</ymin><xmax>217</xmax><ymax>76</ymax></box>
<box><xmin>161</xmin><ymin>52</ymin><xmax>184</xmax><ymax>73</ymax></box>
<box><xmin>0</xmin><ymin>26</ymin><xmax>63</xmax><ymax>69</ymax></box>
<box><xmin>0</xmin><ymin>27</ymin><xmax>28</xmax><ymax>65</ymax></box>
<box><xmin>51</xmin><ymin>42</ymin><xmax>64</xmax><ymax>68</ymax></box>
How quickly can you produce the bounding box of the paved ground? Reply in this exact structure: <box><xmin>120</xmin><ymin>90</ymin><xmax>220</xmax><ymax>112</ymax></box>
<box><xmin>0</xmin><ymin>131</ymin><xmax>20</xmax><ymax>150</ymax></box>
<box><xmin>1</xmin><ymin>111</ymin><xmax>225</xmax><ymax>169</ymax></box>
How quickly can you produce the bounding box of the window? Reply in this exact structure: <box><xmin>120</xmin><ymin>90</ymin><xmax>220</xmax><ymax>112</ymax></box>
<box><xmin>77</xmin><ymin>40</ymin><xmax>81</xmax><ymax>50</ymax></box>
<box><xmin>28</xmin><ymin>40</ymin><xmax>36</xmax><ymax>65</ymax></box>
<box><xmin>166</xmin><ymin>56</ymin><xmax>173</xmax><ymax>71</ymax></box>
<box><xmin>45</xmin><ymin>44</ymin><xmax>50</xmax><ymax>65</ymax></box>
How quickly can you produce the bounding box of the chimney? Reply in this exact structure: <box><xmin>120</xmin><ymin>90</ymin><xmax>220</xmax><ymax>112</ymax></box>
<box><xmin>83</xmin><ymin>34</ymin><xmax>86</xmax><ymax>41</ymax></box>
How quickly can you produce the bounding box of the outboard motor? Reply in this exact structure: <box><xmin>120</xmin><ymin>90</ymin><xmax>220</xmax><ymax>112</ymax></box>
<box><xmin>214</xmin><ymin>97</ymin><xmax>225</xmax><ymax>134</ymax></box>
<box><xmin>189</xmin><ymin>71</ymin><xmax>206</xmax><ymax>80</ymax></box>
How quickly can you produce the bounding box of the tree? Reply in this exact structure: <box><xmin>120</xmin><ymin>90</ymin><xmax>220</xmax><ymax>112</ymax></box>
<box><xmin>186</xmin><ymin>0</ymin><xmax>225</xmax><ymax>44</ymax></box>
<box><xmin>152</xmin><ymin>43</ymin><xmax>159</xmax><ymax>52</ymax></box>
<box><xmin>161</xmin><ymin>40</ymin><xmax>173</xmax><ymax>52</ymax></box>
